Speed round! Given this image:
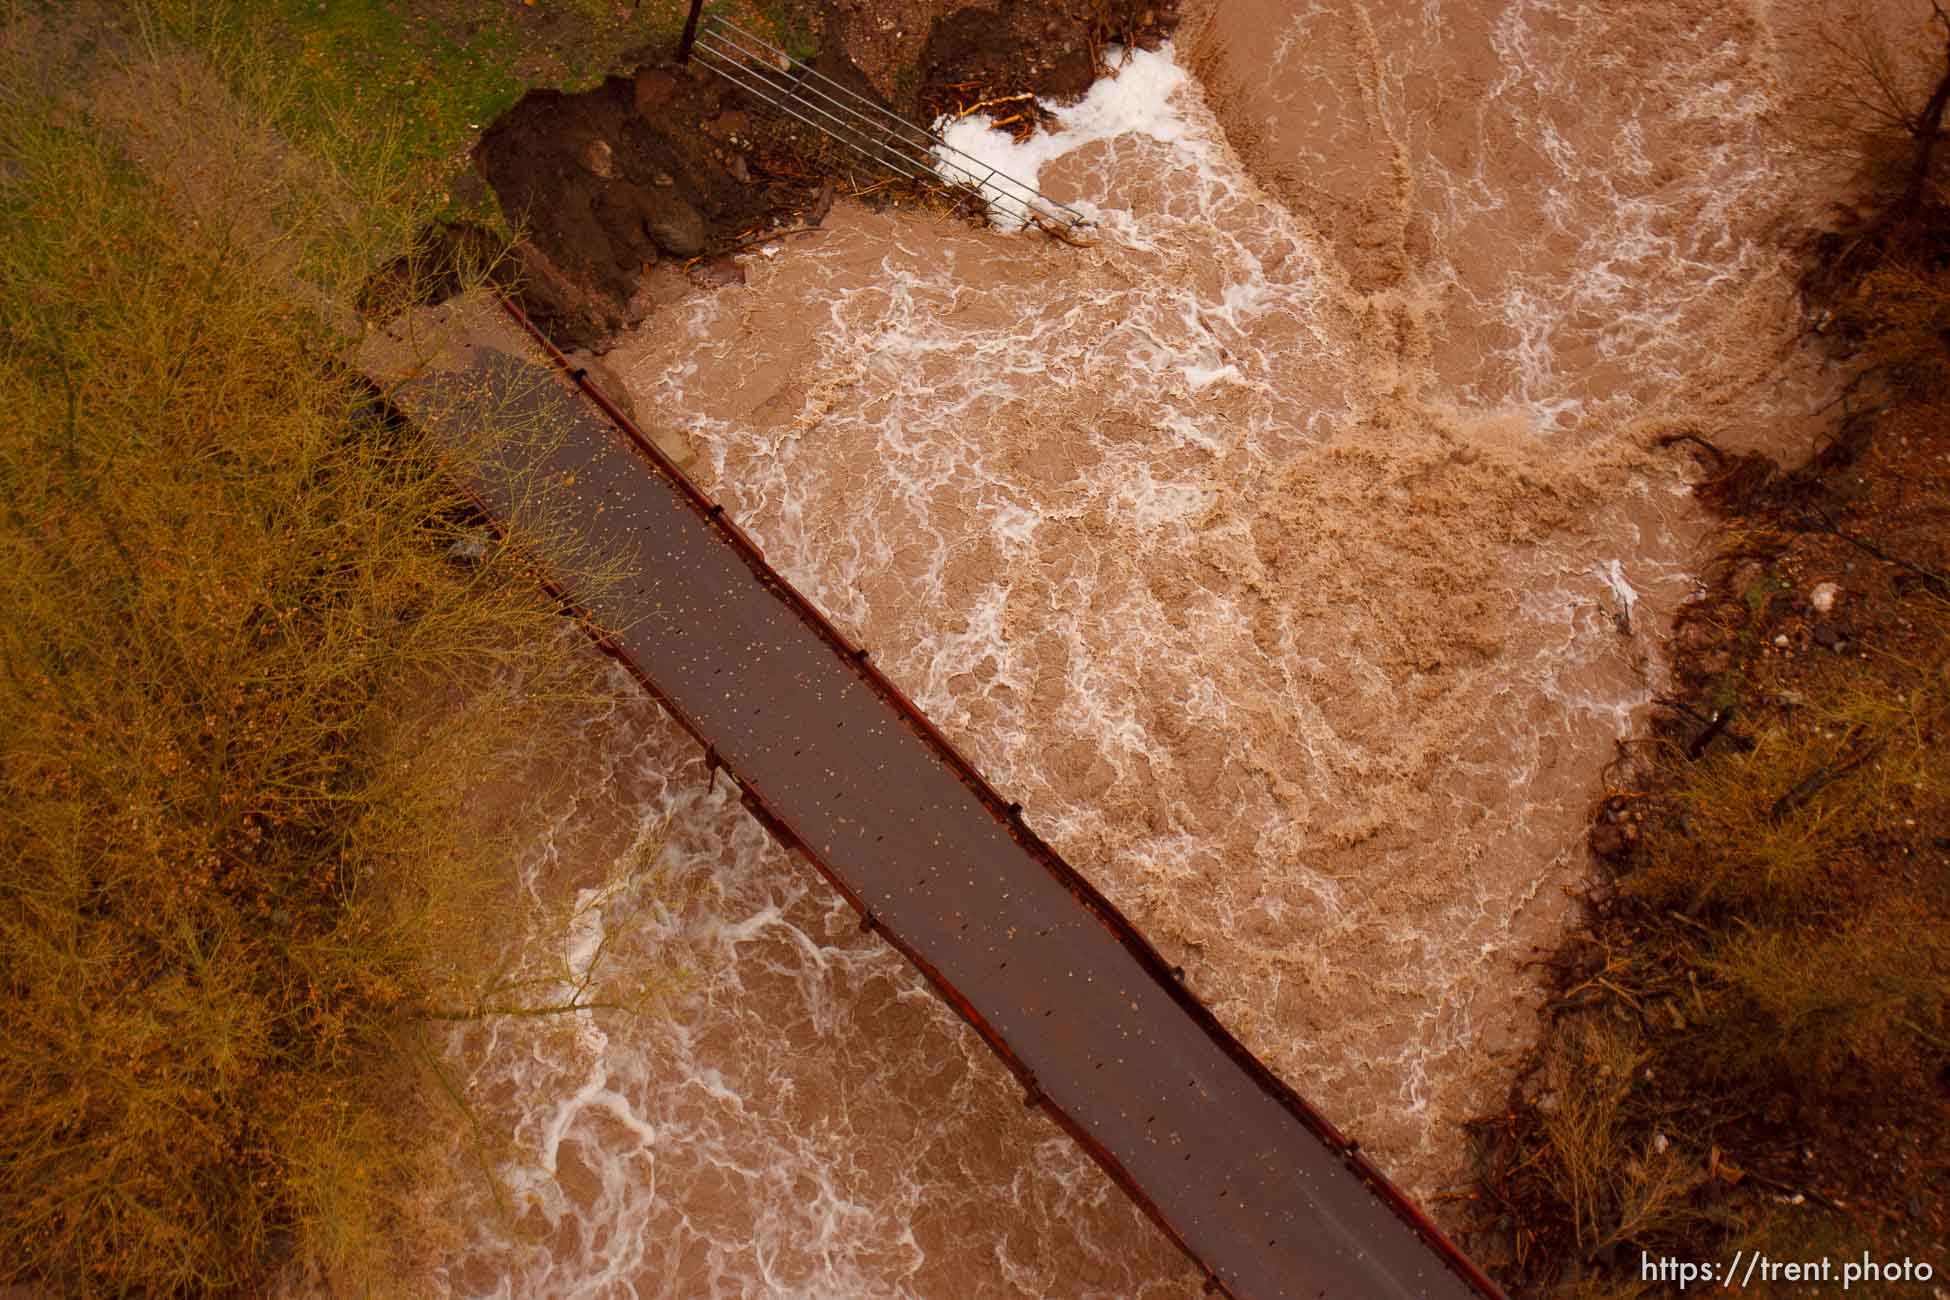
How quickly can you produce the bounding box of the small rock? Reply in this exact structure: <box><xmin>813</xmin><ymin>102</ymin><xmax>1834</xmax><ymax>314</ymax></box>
<box><xmin>642</xmin><ymin>189</ymin><xmax>708</xmax><ymax>257</ymax></box>
<box><xmin>1652</xmin><ymin>1131</ymin><xmax>1670</xmax><ymax>1155</ymax></box>
<box><xmin>1773</xmin><ymin>633</ymin><xmax>1790</xmax><ymax>648</ymax></box>
<box><xmin>706</xmin><ymin>109</ymin><xmax>751</xmax><ymax>143</ymax></box>
<box><xmin>1811</xmin><ymin>580</ymin><xmax>1841</xmax><ymax>613</ymax></box>
<box><xmin>623</xmin><ymin>273</ymin><xmax>659</xmax><ymax>327</ymax></box>
<box><xmin>728</xmin><ymin>152</ymin><xmax>751</xmax><ymax>184</ymax></box>
<box><xmin>1590</xmin><ymin>822</ymin><xmax>1628</xmax><ymax>859</ymax></box>
<box><xmin>689</xmin><ymin>256</ymin><xmax>746</xmax><ymax>288</ymax></box>
<box><xmin>595</xmin><ymin>181</ymin><xmax>664</xmax><ymax>264</ymax></box>
<box><xmin>578</xmin><ymin>137</ymin><xmax>619</xmax><ymax>180</ymax></box>
<box><xmin>652</xmin><ymin>171</ymin><xmax>674</xmax><ymax>188</ymax></box>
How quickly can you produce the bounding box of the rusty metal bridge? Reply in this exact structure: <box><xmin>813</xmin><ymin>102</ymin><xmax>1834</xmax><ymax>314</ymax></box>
<box><xmin>360</xmin><ymin>292</ymin><xmax>1505</xmax><ymax>1300</ymax></box>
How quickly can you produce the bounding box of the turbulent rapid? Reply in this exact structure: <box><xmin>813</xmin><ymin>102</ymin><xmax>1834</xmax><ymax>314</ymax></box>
<box><xmin>435</xmin><ymin>1</ymin><xmax>1838</xmax><ymax>1294</ymax></box>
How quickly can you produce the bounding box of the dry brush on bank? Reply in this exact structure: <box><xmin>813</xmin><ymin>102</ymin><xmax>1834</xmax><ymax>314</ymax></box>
<box><xmin>1801</xmin><ymin>0</ymin><xmax>1950</xmax><ymax>394</ymax></box>
<box><xmin>0</xmin><ymin>13</ymin><xmax>623</xmax><ymax>1296</ymax></box>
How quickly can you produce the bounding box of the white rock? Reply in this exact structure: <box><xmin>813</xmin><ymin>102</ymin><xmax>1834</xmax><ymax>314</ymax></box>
<box><xmin>446</xmin><ymin>530</ymin><xmax>490</xmax><ymax>565</ymax></box>
<box><xmin>1811</xmin><ymin>580</ymin><xmax>1841</xmax><ymax>613</ymax></box>
<box><xmin>578</xmin><ymin>137</ymin><xmax>619</xmax><ymax>181</ymax></box>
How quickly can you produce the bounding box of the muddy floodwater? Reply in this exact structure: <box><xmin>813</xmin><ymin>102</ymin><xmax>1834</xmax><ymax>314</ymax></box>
<box><xmin>436</xmin><ymin>0</ymin><xmax>1844</xmax><ymax>1294</ymax></box>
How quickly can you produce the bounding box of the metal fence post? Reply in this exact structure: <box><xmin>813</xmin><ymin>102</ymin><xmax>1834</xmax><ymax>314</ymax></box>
<box><xmin>676</xmin><ymin>0</ymin><xmax>706</xmax><ymax>63</ymax></box>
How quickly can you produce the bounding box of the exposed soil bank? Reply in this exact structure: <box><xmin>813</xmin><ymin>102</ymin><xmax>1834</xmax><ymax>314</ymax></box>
<box><xmin>476</xmin><ymin>68</ymin><xmax>771</xmax><ymax>347</ymax></box>
<box><xmin>471</xmin><ymin>1</ymin><xmax>1176</xmax><ymax>349</ymax></box>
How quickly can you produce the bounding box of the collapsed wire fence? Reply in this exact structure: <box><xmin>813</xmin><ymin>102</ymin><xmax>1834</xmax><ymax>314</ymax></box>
<box><xmin>684</xmin><ymin>14</ymin><xmax>1090</xmax><ymax>232</ymax></box>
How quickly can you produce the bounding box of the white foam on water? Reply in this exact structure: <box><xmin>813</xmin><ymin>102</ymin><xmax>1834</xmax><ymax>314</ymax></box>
<box><xmin>1596</xmin><ymin>559</ymin><xmax>1641</xmax><ymax>629</ymax></box>
<box><xmin>433</xmin><ymin>667</ymin><xmax>1186</xmax><ymax>1299</ymax></box>
<box><xmin>932</xmin><ymin>48</ymin><xmax>1193</xmax><ymax>230</ymax></box>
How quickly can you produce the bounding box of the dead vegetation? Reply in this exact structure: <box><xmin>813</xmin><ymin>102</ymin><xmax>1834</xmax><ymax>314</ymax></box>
<box><xmin>1801</xmin><ymin>1</ymin><xmax>1950</xmax><ymax>393</ymax></box>
<box><xmin>0</xmin><ymin>8</ymin><xmax>635</xmax><ymax>1295</ymax></box>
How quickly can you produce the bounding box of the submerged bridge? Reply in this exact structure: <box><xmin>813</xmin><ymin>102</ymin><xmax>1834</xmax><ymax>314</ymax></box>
<box><xmin>361</xmin><ymin>293</ymin><xmax>1505</xmax><ymax>1300</ymax></box>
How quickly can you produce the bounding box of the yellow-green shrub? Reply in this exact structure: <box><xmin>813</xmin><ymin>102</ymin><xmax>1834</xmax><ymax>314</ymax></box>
<box><xmin>0</xmin><ymin>34</ymin><xmax>590</xmax><ymax>1297</ymax></box>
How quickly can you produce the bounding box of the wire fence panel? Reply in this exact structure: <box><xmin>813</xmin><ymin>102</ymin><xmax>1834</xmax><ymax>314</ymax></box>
<box><xmin>690</xmin><ymin>16</ymin><xmax>1089</xmax><ymax>231</ymax></box>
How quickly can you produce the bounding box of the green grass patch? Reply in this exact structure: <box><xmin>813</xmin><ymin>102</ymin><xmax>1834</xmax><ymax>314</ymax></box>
<box><xmin>149</xmin><ymin>0</ymin><xmax>530</xmax><ymax>210</ymax></box>
<box><xmin>138</xmin><ymin>0</ymin><xmax>806</xmax><ymax>224</ymax></box>
<box><xmin>263</xmin><ymin>0</ymin><xmax>526</xmax><ymax>175</ymax></box>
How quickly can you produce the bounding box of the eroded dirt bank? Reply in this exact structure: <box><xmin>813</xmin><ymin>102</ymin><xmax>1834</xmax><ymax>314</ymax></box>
<box><xmin>469</xmin><ymin>1</ymin><xmax>1176</xmax><ymax>349</ymax></box>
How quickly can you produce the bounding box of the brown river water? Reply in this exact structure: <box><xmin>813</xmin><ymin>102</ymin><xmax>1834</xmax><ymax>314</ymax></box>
<box><xmin>435</xmin><ymin>0</ymin><xmax>1856</xmax><ymax>1294</ymax></box>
